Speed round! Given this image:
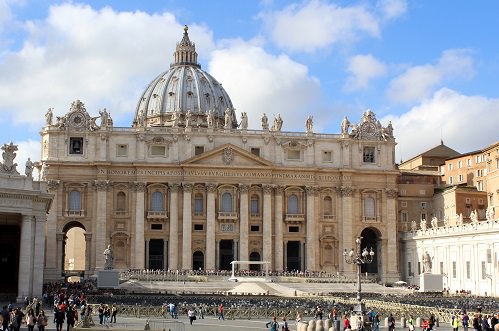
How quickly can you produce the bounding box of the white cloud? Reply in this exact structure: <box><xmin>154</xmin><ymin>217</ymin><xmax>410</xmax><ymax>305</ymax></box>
<box><xmin>262</xmin><ymin>0</ymin><xmax>380</xmax><ymax>52</ymax></box>
<box><xmin>378</xmin><ymin>0</ymin><xmax>407</xmax><ymax>20</ymax></box>
<box><xmin>387</xmin><ymin>49</ymin><xmax>474</xmax><ymax>103</ymax></box>
<box><xmin>208</xmin><ymin>40</ymin><xmax>320</xmax><ymax>131</ymax></box>
<box><xmin>345</xmin><ymin>54</ymin><xmax>387</xmax><ymax>90</ymax></box>
<box><xmin>5</xmin><ymin>139</ymin><xmax>42</xmax><ymax>179</ymax></box>
<box><xmin>0</xmin><ymin>3</ymin><xmax>215</xmax><ymax>128</ymax></box>
<box><xmin>390</xmin><ymin>88</ymin><xmax>499</xmax><ymax>162</ymax></box>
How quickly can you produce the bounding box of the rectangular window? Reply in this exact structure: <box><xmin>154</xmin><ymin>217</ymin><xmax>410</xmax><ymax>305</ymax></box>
<box><xmin>250</xmin><ymin>147</ymin><xmax>260</xmax><ymax>157</ymax></box>
<box><xmin>288</xmin><ymin>226</ymin><xmax>299</xmax><ymax>232</ymax></box>
<box><xmin>465</xmin><ymin>197</ymin><xmax>471</xmax><ymax>204</ymax></box>
<box><xmin>151</xmin><ymin>145</ymin><xmax>166</xmax><ymax>156</ymax></box>
<box><xmin>421</xmin><ymin>212</ymin><xmax>427</xmax><ymax>221</ymax></box>
<box><xmin>448</xmin><ymin>163</ymin><xmax>453</xmax><ymax>171</ymax></box>
<box><xmin>458</xmin><ymin>174</ymin><xmax>463</xmax><ymax>182</ymax></box>
<box><xmin>477</xmin><ymin>180</ymin><xmax>483</xmax><ymax>191</ymax></box>
<box><xmin>195</xmin><ymin>145</ymin><xmax>205</xmax><ymax>156</ymax></box>
<box><xmin>69</xmin><ymin>137</ymin><xmax>84</xmax><ymax>154</ymax></box>
<box><xmin>287</xmin><ymin>149</ymin><xmax>301</xmax><ymax>160</ymax></box>
<box><xmin>458</xmin><ymin>161</ymin><xmax>462</xmax><ymax>168</ymax></box>
<box><xmin>420</xmin><ymin>202</ymin><xmax>427</xmax><ymax>209</ymax></box>
<box><xmin>466</xmin><ymin>261</ymin><xmax>471</xmax><ymax>279</ymax></box>
<box><xmin>150</xmin><ymin>224</ymin><xmax>163</xmax><ymax>230</ymax></box>
<box><xmin>363</xmin><ymin>147</ymin><xmax>375</xmax><ymax>163</ymax></box>
<box><xmin>467</xmin><ymin>158</ymin><xmax>472</xmax><ymax>166</ymax></box>
<box><xmin>401</xmin><ymin>212</ymin><xmax>408</xmax><ymax>222</ymax></box>
<box><xmin>194</xmin><ymin>196</ymin><xmax>203</xmax><ymax>215</ymax></box>
<box><xmin>322</xmin><ymin>151</ymin><xmax>332</xmax><ymax>162</ymax></box>
<box><xmin>116</xmin><ymin>144</ymin><xmax>128</xmax><ymax>157</ymax></box>
<box><xmin>448</xmin><ymin>176</ymin><xmax>453</xmax><ymax>184</ymax></box>
<box><xmin>194</xmin><ymin>224</ymin><xmax>204</xmax><ymax>231</ymax></box>
<box><xmin>452</xmin><ymin>261</ymin><xmax>457</xmax><ymax>278</ymax></box>
<box><xmin>250</xmin><ymin>225</ymin><xmax>260</xmax><ymax>232</ymax></box>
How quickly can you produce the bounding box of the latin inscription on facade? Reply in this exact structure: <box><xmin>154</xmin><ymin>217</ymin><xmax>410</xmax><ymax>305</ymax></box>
<box><xmin>220</xmin><ymin>223</ymin><xmax>234</xmax><ymax>232</ymax></box>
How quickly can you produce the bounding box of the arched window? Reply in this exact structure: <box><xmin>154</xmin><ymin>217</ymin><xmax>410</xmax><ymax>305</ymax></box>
<box><xmin>250</xmin><ymin>194</ymin><xmax>260</xmax><ymax>216</ymax></box>
<box><xmin>69</xmin><ymin>190</ymin><xmax>81</xmax><ymax>211</ymax></box>
<box><xmin>194</xmin><ymin>193</ymin><xmax>204</xmax><ymax>215</ymax></box>
<box><xmin>151</xmin><ymin>191</ymin><xmax>164</xmax><ymax>211</ymax></box>
<box><xmin>287</xmin><ymin>194</ymin><xmax>299</xmax><ymax>214</ymax></box>
<box><xmin>116</xmin><ymin>192</ymin><xmax>126</xmax><ymax>211</ymax></box>
<box><xmin>221</xmin><ymin>192</ymin><xmax>233</xmax><ymax>212</ymax></box>
<box><xmin>364</xmin><ymin>197</ymin><xmax>375</xmax><ymax>218</ymax></box>
<box><xmin>323</xmin><ymin>196</ymin><xmax>332</xmax><ymax>216</ymax></box>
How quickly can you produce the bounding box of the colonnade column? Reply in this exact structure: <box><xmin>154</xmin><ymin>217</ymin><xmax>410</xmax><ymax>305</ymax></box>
<box><xmin>182</xmin><ymin>183</ymin><xmax>192</xmax><ymax>270</ymax></box>
<box><xmin>17</xmin><ymin>215</ymin><xmax>34</xmax><ymax>301</ymax></box>
<box><xmin>274</xmin><ymin>186</ymin><xmax>284</xmax><ymax>271</ymax></box>
<box><xmin>32</xmin><ymin>214</ymin><xmax>46</xmax><ymax>297</ymax></box>
<box><xmin>339</xmin><ymin>186</ymin><xmax>355</xmax><ymax>274</ymax></box>
<box><xmin>84</xmin><ymin>233</ymin><xmax>92</xmax><ymax>274</ymax></box>
<box><xmin>206</xmin><ymin>184</ymin><xmax>217</xmax><ymax>270</ymax></box>
<box><xmin>239</xmin><ymin>184</ymin><xmax>249</xmax><ymax>268</ymax></box>
<box><xmin>385</xmin><ymin>189</ymin><xmax>399</xmax><ymax>280</ymax></box>
<box><xmin>45</xmin><ymin>180</ymin><xmax>60</xmax><ymax>277</ymax></box>
<box><xmin>94</xmin><ymin>180</ymin><xmax>110</xmax><ymax>270</ymax></box>
<box><xmin>56</xmin><ymin>233</ymin><xmax>65</xmax><ymax>277</ymax></box>
<box><xmin>145</xmin><ymin>239</ymin><xmax>150</xmax><ymax>269</ymax></box>
<box><xmin>134</xmin><ymin>182</ymin><xmax>146</xmax><ymax>269</ymax></box>
<box><xmin>262</xmin><ymin>185</ymin><xmax>273</xmax><ymax>267</ymax></box>
<box><xmin>168</xmin><ymin>184</ymin><xmax>180</xmax><ymax>270</ymax></box>
<box><xmin>306</xmin><ymin>186</ymin><xmax>317</xmax><ymax>271</ymax></box>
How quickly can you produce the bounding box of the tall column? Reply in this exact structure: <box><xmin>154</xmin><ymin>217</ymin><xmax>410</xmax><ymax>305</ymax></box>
<box><xmin>32</xmin><ymin>214</ymin><xmax>47</xmax><ymax>297</ymax></box>
<box><xmin>94</xmin><ymin>180</ymin><xmax>110</xmax><ymax>269</ymax></box>
<box><xmin>182</xmin><ymin>183</ymin><xmax>193</xmax><ymax>270</ymax></box>
<box><xmin>339</xmin><ymin>186</ymin><xmax>355</xmax><ymax>274</ymax></box>
<box><xmin>163</xmin><ymin>240</ymin><xmax>168</xmax><ymax>270</ymax></box>
<box><xmin>239</xmin><ymin>184</ymin><xmax>249</xmax><ymax>268</ymax></box>
<box><xmin>262</xmin><ymin>185</ymin><xmax>273</xmax><ymax>268</ymax></box>
<box><xmin>17</xmin><ymin>215</ymin><xmax>34</xmax><ymax>301</ymax></box>
<box><xmin>134</xmin><ymin>182</ymin><xmax>146</xmax><ymax>269</ymax></box>
<box><xmin>84</xmin><ymin>233</ymin><xmax>92</xmax><ymax>274</ymax></box>
<box><xmin>145</xmin><ymin>239</ymin><xmax>150</xmax><ymax>269</ymax></box>
<box><xmin>56</xmin><ymin>233</ymin><xmax>65</xmax><ymax>277</ymax></box>
<box><xmin>169</xmin><ymin>184</ymin><xmax>180</xmax><ymax>270</ymax></box>
<box><xmin>45</xmin><ymin>180</ymin><xmax>60</xmax><ymax>277</ymax></box>
<box><xmin>206</xmin><ymin>184</ymin><xmax>217</xmax><ymax>270</ymax></box>
<box><xmin>385</xmin><ymin>189</ymin><xmax>399</xmax><ymax>281</ymax></box>
<box><xmin>215</xmin><ymin>240</ymin><xmax>220</xmax><ymax>270</ymax></box>
<box><xmin>274</xmin><ymin>186</ymin><xmax>284</xmax><ymax>271</ymax></box>
<box><xmin>306</xmin><ymin>186</ymin><xmax>317</xmax><ymax>271</ymax></box>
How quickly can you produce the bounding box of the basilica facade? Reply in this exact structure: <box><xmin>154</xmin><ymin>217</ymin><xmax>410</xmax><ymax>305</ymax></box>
<box><xmin>40</xmin><ymin>27</ymin><xmax>400</xmax><ymax>283</ymax></box>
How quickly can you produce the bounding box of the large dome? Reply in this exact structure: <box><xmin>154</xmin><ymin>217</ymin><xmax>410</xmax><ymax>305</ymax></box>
<box><xmin>133</xmin><ymin>26</ymin><xmax>237</xmax><ymax>129</ymax></box>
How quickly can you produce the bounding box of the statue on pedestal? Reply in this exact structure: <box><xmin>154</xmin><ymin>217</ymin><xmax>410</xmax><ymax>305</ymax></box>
<box><xmin>305</xmin><ymin>115</ymin><xmax>313</xmax><ymax>133</ymax></box>
<box><xmin>261</xmin><ymin>113</ymin><xmax>269</xmax><ymax>130</ymax></box>
<box><xmin>25</xmin><ymin>158</ymin><xmax>34</xmax><ymax>177</ymax></box>
<box><xmin>45</xmin><ymin>108</ymin><xmax>53</xmax><ymax>126</ymax></box>
<box><xmin>422</xmin><ymin>251</ymin><xmax>432</xmax><ymax>273</ymax></box>
<box><xmin>104</xmin><ymin>245</ymin><xmax>114</xmax><ymax>270</ymax></box>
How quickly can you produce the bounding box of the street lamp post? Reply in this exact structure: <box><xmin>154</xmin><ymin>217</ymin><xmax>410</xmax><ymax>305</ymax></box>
<box><xmin>343</xmin><ymin>236</ymin><xmax>375</xmax><ymax>314</ymax></box>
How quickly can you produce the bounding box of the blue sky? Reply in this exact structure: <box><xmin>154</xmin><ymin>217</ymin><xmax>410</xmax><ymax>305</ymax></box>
<box><xmin>1</xmin><ymin>0</ymin><xmax>499</xmax><ymax>173</ymax></box>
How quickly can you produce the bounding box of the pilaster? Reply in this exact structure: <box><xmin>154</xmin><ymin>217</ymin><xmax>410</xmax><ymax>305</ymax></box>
<box><xmin>274</xmin><ymin>185</ymin><xmax>284</xmax><ymax>271</ymax></box>
<box><xmin>262</xmin><ymin>184</ymin><xmax>273</xmax><ymax>267</ymax></box>
<box><xmin>206</xmin><ymin>183</ymin><xmax>217</xmax><ymax>270</ymax></box>
<box><xmin>168</xmin><ymin>183</ymin><xmax>180</xmax><ymax>270</ymax></box>
<box><xmin>93</xmin><ymin>180</ymin><xmax>111</xmax><ymax>270</ymax></box>
<box><xmin>306</xmin><ymin>186</ymin><xmax>317</xmax><ymax>271</ymax></box>
<box><xmin>239</xmin><ymin>184</ymin><xmax>249</xmax><ymax>267</ymax></box>
<box><xmin>182</xmin><ymin>183</ymin><xmax>192</xmax><ymax>270</ymax></box>
<box><xmin>17</xmin><ymin>215</ymin><xmax>34</xmax><ymax>302</ymax></box>
<box><xmin>32</xmin><ymin>214</ymin><xmax>47</xmax><ymax>297</ymax></box>
<box><xmin>45</xmin><ymin>180</ymin><xmax>60</xmax><ymax>272</ymax></box>
<box><xmin>133</xmin><ymin>182</ymin><xmax>146</xmax><ymax>269</ymax></box>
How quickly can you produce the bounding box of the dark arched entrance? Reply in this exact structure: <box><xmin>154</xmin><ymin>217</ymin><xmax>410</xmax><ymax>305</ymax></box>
<box><xmin>249</xmin><ymin>252</ymin><xmax>261</xmax><ymax>271</ymax></box>
<box><xmin>193</xmin><ymin>251</ymin><xmax>204</xmax><ymax>270</ymax></box>
<box><xmin>219</xmin><ymin>240</ymin><xmax>234</xmax><ymax>270</ymax></box>
<box><xmin>360</xmin><ymin>228</ymin><xmax>379</xmax><ymax>274</ymax></box>
<box><xmin>286</xmin><ymin>241</ymin><xmax>301</xmax><ymax>271</ymax></box>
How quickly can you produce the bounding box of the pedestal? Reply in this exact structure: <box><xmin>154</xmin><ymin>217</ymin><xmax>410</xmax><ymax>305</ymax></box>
<box><xmin>419</xmin><ymin>273</ymin><xmax>443</xmax><ymax>292</ymax></box>
<box><xmin>97</xmin><ymin>270</ymin><xmax>120</xmax><ymax>289</ymax></box>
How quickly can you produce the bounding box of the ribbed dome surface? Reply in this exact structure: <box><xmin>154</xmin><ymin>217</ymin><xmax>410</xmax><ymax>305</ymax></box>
<box><xmin>133</xmin><ymin>26</ymin><xmax>237</xmax><ymax>129</ymax></box>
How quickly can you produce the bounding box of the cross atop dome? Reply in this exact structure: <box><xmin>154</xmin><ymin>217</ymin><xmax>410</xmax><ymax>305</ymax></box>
<box><xmin>172</xmin><ymin>25</ymin><xmax>200</xmax><ymax>68</ymax></box>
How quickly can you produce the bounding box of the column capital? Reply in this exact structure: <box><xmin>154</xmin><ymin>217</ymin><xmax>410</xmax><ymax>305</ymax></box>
<box><xmin>169</xmin><ymin>183</ymin><xmax>181</xmax><ymax>192</ymax></box>
<box><xmin>239</xmin><ymin>184</ymin><xmax>250</xmax><ymax>193</ymax></box>
<box><xmin>305</xmin><ymin>186</ymin><xmax>319</xmax><ymax>195</ymax></box>
<box><xmin>385</xmin><ymin>188</ymin><xmax>398</xmax><ymax>199</ymax></box>
<box><xmin>183</xmin><ymin>183</ymin><xmax>193</xmax><ymax>192</ymax></box>
<box><xmin>56</xmin><ymin>232</ymin><xmax>65</xmax><ymax>241</ymax></box>
<box><xmin>262</xmin><ymin>184</ymin><xmax>273</xmax><ymax>194</ymax></box>
<box><xmin>133</xmin><ymin>181</ymin><xmax>147</xmax><ymax>192</ymax></box>
<box><xmin>206</xmin><ymin>183</ymin><xmax>217</xmax><ymax>193</ymax></box>
<box><xmin>337</xmin><ymin>186</ymin><xmax>355</xmax><ymax>197</ymax></box>
<box><xmin>274</xmin><ymin>185</ymin><xmax>285</xmax><ymax>194</ymax></box>
<box><xmin>93</xmin><ymin>180</ymin><xmax>111</xmax><ymax>191</ymax></box>
<box><xmin>47</xmin><ymin>180</ymin><xmax>61</xmax><ymax>191</ymax></box>
<box><xmin>84</xmin><ymin>233</ymin><xmax>92</xmax><ymax>242</ymax></box>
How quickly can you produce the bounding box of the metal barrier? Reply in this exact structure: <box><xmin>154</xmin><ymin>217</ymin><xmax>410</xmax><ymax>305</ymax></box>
<box><xmin>145</xmin><ymin>319</ymin><xmax>185</xmax><ymax>331</ymax></box>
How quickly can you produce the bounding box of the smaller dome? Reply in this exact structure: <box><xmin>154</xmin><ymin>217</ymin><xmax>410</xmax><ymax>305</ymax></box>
<box><xmin>134</xmin><ymin>25</ymin><xmax>237</xmax><ymax>129</ymax></box>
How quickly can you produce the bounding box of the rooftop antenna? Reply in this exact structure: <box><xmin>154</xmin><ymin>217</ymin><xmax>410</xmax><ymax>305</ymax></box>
<box><xmin>440</xmin><ymin>126</ymin><xmax>444</xmax><ymax>145</ymax></box>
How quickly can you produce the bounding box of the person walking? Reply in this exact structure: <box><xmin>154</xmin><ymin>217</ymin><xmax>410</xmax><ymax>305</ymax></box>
<box><xmin>266</xmin><ymin>316</ymin><xmax>279</xmax><ymax>331</ymax></box>
<box><xmin>54</xmin><ymin>306</ymin><xmax>65</xmax><ymax>331</ymax></box>
<box><xmin>462</xmin><ymin>312</ymin><xmax>470</xmax><ymax>331</ymax></box>
<box><xmin>26</xmin><ymin>309</ymin><xmax>36</xmax><ymax>331</ymax></box>
<box><xmin>452</xmin><ymin>314</ymin><xmax>459</xmax><ymax>331</ymax></box>
<box><xmin>344</xmin><ymin>314</ymin><xmax>351</xmax><ymax>331</ymax></box>
<box><xmin>36</xmin><ymin>310</ymin><xmax>47</xmax><ymax>331</ymax></box>
<box><xmin>111</xmin><ymin>304</ymin><xmax>118</xmax><ymax>323</ymax></box>
<box><xmin>281</xmin><ymin>317</ymin><xmax>289</xmax><ymax>331</ymax></box>
<box><xmin>65</xmin><ymin>306</ymin><xmax>75</xmax><ymax>331</ymax></box>
<box><xmin>187</xmin><ymin>308</ymin><xmax>196</xmax><ymax>325</ymax></box>
<box><xmin>388</xmin><ymin>314</ymin><xmax>396</xmax><ymax>331</ymax></box>
<box><xmin>218</xmin><ymin>304</ymin><xmax>224</xmax><ymax>320</ymax></box>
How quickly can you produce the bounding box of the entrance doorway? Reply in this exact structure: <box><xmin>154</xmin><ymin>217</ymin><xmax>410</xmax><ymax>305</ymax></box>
<box><xmin>0</xmin><ymin>224</ymin><xmax>20</xmax><ymax>294</ymax></box>
<box><xmin>193</xmin><ymin>251</ymin><xmax>204</xmax><ymax>271</ymax></box>
<box><xmin>249</xmin><ymin>252</ymin><xmax>261</xmax><ymax>271</ymax></box>
<box><xmin>219</xmin><ymin>240</ymin><xmax>234</xmax><ymax>270</ymax></box>
<box><xmin>149</xmin><ymin>239</ymin><xmax>164</xmax><ymax>270</ymax></box>
<box><xmin>360</xmin><ymin>228</ymin><xmax>379</xmax><ymax>274</ymax></box>
<box><xmin>286</xmin><ymin>241</ymin><xmax>301</xmax><ymax>271</ymax></box>
<box><xmin>63</xmin><ymin>222</ymin><xmax>86</xmax><ymax>280</ymax></box>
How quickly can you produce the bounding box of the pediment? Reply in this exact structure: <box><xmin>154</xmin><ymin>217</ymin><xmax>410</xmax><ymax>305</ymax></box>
<box><xmin>182</xmin><ymin>143</ymin><xmax>273</xmax><ymax>167</ymax></box>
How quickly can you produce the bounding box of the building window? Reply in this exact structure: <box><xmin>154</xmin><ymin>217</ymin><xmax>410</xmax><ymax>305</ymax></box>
<box><xmin>289</xmin><ymin>226</ymin><xmax>299</xmax><ymax>232</ymax></box>
<box><xmin>452</xmin><ymin>261</ymin><xmax>457</xmax><ymax>278</ymax></box>
<box><xmin>221</xmin><ymin>192</ymin><xmax>233</xmax><ymax>212</ymax></box>
<box><xmin>466</xmin><ymin>261</ymin><xmax>471</xmax><ymax>279</ymax></box>
<box><xmin>194</xmin><ymin>224</ymin><xmax>204</xmax><ymax>231</ymax></box>
<box><xmin>69</xmin><ymin>137</ymin><xmax>83</xmax><ymax>154</ymax></box>
<box><xmin>448</xmin><ymin>163</ymin><xmax>453</xmax><ymax>171</ymax></box>
<box><xmin>467</xmin><ymin>159</ymin><xmax>472</xmax><ymax>166</ymax></box>
<box><xmin>458</xmin><ymin>174</ymin><xmax>463</xmax><ymax>182</ymax></box>
<box><xmin>69</xmin><ymin>190</ymin><xmax>81</xmax><ymax>211</ymax></box>
<box><xmin>194</xmin><ymin>193</ymin><xmax>204</xmax><ymax>216</ymax></box>
<box><xmin>364</xmin><ymin>197</ymin><xmax>375</xmax><ymax>219</ymax></box>
<box><xmin>151</xmin><ymin>191</ymin><xmax>164</xmax><ymax>211</ymax></box>
<box><xmin>116</xmin><ymin>144</ymin><xmax>128</xmax><ymax>157</ymax></box>
<box><xmin>250</xmin><ymin>147</ymin><xmax>260</xmax><ymax>157</ymax></box>
<box><xmin>477</xmin><ymin>180</ymin><xmax>484</xmax><ymax>191</ymax></box>
<box><xmin>287</xmin><ymin>149</ymin><xmax>301</xmax><ymax>160</ymax></box>
<box><xmin>322</xmin><ymin>151</ymin><xmax>332</xmax><ymax>162</ymax></box>
<box><xmin>323</xmin><ymin>196</ymin><xmax>333</xmax><ymax>216</ymax></box>
<box><xmin>363</xmin><ymin>147</ymin><xmax>375</xmax><ymax>163</ymax></box>
<box><xmin>420</xmin><ymin>202</ymin><xmax>427</xmax><ymax>209</ymax></box>
<box><xmin>400</xmin><ymin>211</ymin><xmax>408</xmax><ymax>222</ymax></box>
<box><xmin>458</xmin><ymin>161</ymin><xmax>462</xmax><ymax>168</ymax></box>
<box><xmin>250</xmin><ymin>194</ymin><xmax>260</xmax><ymax>217</ymax></box>
<box><xmin>116</xmin><ymin>192</ymin><xmax>126</xmax><ymax>211</ymax></box>
<box><xmin>421</xmin><ymin>212</ymin><xmax>427</xmax><ymax>221</ymax></box>
<box><xmin>287</xmin><ymin>194</ymin><xmax>299</xmax><ymax>214</ymax></box>
<box><xmin>151</xmin><ymin>224</ymin><xmax>163</xmax><ymax>230</ymax></box>
<box><xmin>448</xmin><ymin>176</ymin><xmax>453</xmax><ymax>185</ymax></box>
<box><xmin>195</xmin><ymin>145</ymin><xmax>205</xmax><ymax>156</ymax></box>
<box><xmin>151</xmin><ymin>145</ymin><xmax>166</xmax><ymax>156</ymax></box>
<box><xmin>250</xmin><ymin>225</ymin><xmax>260</xmax><ymax>232</ymax></box>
